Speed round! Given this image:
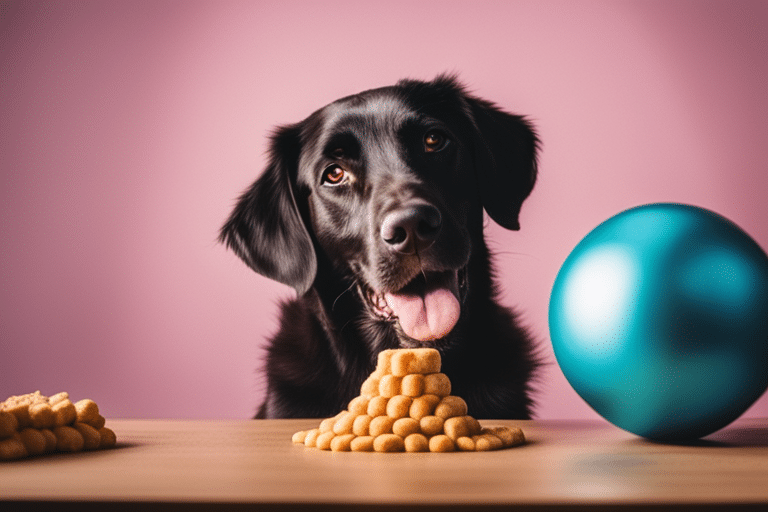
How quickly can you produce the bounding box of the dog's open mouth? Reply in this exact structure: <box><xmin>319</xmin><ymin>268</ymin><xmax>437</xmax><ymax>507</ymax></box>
<box><xmin>368</xmin><ymin>269</ymin><xmax>467</xmax><ymax>343</ymax></box>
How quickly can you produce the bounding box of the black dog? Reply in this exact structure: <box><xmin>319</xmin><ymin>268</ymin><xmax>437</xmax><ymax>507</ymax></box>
<box><xmin>220</xmin><ymin>75</ymin><xmax>541</xmax><ymax>419</ymax></box>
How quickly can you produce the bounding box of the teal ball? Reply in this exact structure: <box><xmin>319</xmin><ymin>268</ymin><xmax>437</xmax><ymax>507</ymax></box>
<box><xmin>549</xmin><ymin>203</ymin><xmax>768</xmax><ymax>442</ymax></box>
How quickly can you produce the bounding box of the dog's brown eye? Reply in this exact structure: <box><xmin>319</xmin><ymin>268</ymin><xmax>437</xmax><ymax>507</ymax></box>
<box><xmin>322</xmin><ymin>165</ymin><xmax>347</xmax><ymax>185</ymax></box>
<box><xmin>424</xmin><ymin>131</ymin><xmax>447</xmax><ymax>152</ymax></box>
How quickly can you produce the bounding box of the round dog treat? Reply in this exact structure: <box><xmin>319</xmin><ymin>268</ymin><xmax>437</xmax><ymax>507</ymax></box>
<box><xmin>315</xmin><ymin>431</ymin><xmax>336</xmax><ymax>451</ymax></box>
<box><xmin>52</xmin><ymin>400</ymin><xmax>77</xmax><ymax>427</ymax></box>
<box><xmin>465</xmin><ymin>416</ymin><xmax>483</xmax><ymax>436</ymax></box>
<box><xmin>350</xmin><ymin>436</ymin><xmax>375</xmax><ymax>452</ymax></box>
<box><xmin>330</xmin><ymin>434</ymin><xmax>355</xmax><ymax>452</ymax></box>
<box><xmin>348</xmin><ymin>396</ymin><xmax>369</xmax><ymax>415</ymax></box>
<box><xmin>19</xmin><ymin>428</ymin><xmax>47</xmax><ymax>456</ymax></box>
<box><xmin>3</xmin><ymin>400</ymin><xmax>31</xmax><ymax>428</ymax></box>
<box><xmin>423</xmin><ymin>373</ymin><xmax>451</xmax><ymax>397</ymax></box>
<box><xmin>0</xmin><ymin>410</ymin><xmax>19</xmax><ymax>438</ymax></box>
<box><xmin>54</xmin><ymin>426</ymin><xmax>85</xmax><ymax>452</ymax></box>
<box><xmin>376</xmin><ymin>349</ymin><xmax>396</xmax><ymax>375</ymax></box>
<box><xmin>48</xmin><ymin>392</ymin><xmax>70</xmax><ymax>405</ymax></box>
<box><xmin>434</xmin><ymin>396</ymin><xmax>468</xmax><ymax>419</ymax></box>
<box><xmin>88</xmin><ymin>414</ymin><xmax>106</xmax><ymax>430</ymax></box>
<box><xmin>404</xmin><ymin>433</ymin><xmax>430</xmax><ymax>452</ymax></box>
<box><xmin>443</xmin><ymin>416</ymin><xmax>471</xmax><ymax>440</ymax></box>
<box><xmin>378</xmin><ymin>375</ymin><xmax>402</xmax><ymax>398</ymax></box>
<box><xmin>40</xmin><ymin>429</ymin><xmax>57</xmax><ymax>452</ymax></box>
<box><xmin>75</xmin><ymin>399</ymin><xmax>100</xmax><ymax>425</ymax></box>
<box><xmin>73</xmin><ymin>422</ymin><xmax>101</xmax><ymax>450</ymax></box>
<box><xmin>352</xmin><ymin>414</ymin><xmax>372</xmax><ymax>436</ymax></box>
<box><xmin>391</xmin><ymin>348</ymin><xmax>441</xmax><ymax>377</ymax></box>
<box><xmin>360</xmin><ymin>376</ymin><xmax>381</xmax><ymax>398</ymax></box>
<box><xmin>369</xmin><ymin>416</ymin><xmax>395</xmax><ymax>437</ymax></box>
<box><xmin>97</xmin><ymin>427</ymin><xmax>116</xmax><ymax>449</ymax></box>
<box><xmin>373</xmin><ymin>434</ymin><xmax>405</xmax><ymax>453</ymax></box>
<box><xmin>429</xmin><ymin>434</ymin><xmax>455</xmax><ymax>452</ymax></box>
<box><xmin>0</xmin><ymin>434</ymin><xmax>27</xmax><ymax>461</ymax></box>
<box><xmin>29</xmin><ymin>402</ymin><xmax>55</xmax><ymax>429</ymax></box>
<box><xmin>319</xmin><ymin>413</ymin><xmax>341</xmax><ymax>434</ymax></box>
<box><xmin>419</xmin><ymin>415</ymin><xmax>444</xmax><ymax>437</ymax></box>
<box><xmin>292</xmin><ymin>430</ymin><xmax>308</xmax><ymax>444</ymax></box>
<box><xmin>473</xmin><ymin>433</ymin><xmax>503</xmax><ymax>451</ymax></box>
<box><xmin>392</xmin><ymin>418</ymin><xmax>420</xmax><ymax>438</ymax></box>
<box><xmin>485</xmin><ymin>426</ymin><xmax>525</xmax><ymax>447</ymax></box>
<box><xmin>456</xmin><ymin>436</ymin><xmax>476</xmax><ymax>451</ymax></box>
<box><xmin>304</xmin><ymin>429</ymin><xmax>320</xmax><ymax>448</ymax></box>
<box><xmin>386</xmin><ymin>395</ymin><xmax>412</xmax><ymax>419</ymax></box>
<box><xmin>367</xmin><ymin>396</ymin><xmax>389</xmax><ymax>417</ymax></box>
<box><xmin>401</xmin><ymin>374</ymin><xmax>425</xmax><ymax>397</ymax></box>
<box><xmin>333</xmin><ymin>411</ymin><xmax>356</xmax><ymax>435</ymax></box>
<box><xmin>409</xmin><ymin>394</ymin><xmax>441</xmax><ymax>420</ymax></box>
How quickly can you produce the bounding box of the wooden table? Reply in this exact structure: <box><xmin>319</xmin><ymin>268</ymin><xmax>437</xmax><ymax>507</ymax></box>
<box><xmin>2</xmin><ymin>418</ymin><xmax>767</xmax><ymax>510</ymax></box>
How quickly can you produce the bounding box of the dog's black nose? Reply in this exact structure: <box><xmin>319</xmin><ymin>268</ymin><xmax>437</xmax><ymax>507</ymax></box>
<box><xmin>381</xmin><ymin>203</ymin><xmax>442</xmax><ymax>254</ymax></box>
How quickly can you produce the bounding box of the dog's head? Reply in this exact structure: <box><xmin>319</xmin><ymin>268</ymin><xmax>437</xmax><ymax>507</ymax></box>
<box><xmin>221</xmin><ymin>75</ymin><xmax>538</xmax><ymax>344</ymax></box>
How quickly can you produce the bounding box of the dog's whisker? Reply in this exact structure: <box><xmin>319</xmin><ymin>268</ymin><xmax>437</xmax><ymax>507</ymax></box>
<box><xmin>331</xmin><ymin>280</ymin><xmax>357</xmax><ymax>313</ymax></box>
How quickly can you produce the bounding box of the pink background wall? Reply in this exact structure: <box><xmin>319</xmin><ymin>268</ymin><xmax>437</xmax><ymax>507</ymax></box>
<box><xmin>2</xmin><ymin>0</ymin><xmax>766</xmax><ymax>421</ymax></box>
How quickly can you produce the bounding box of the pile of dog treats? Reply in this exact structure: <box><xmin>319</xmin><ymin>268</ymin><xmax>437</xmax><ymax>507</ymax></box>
<box><xmin>293</xmin><ymin>348</ymin><xmax>525</xmax><ymax>452</ymax></box>
<box><xmin>0</xmin><ymin>391</ymin><xmax>116</xmax><ymax>461</ymax></box>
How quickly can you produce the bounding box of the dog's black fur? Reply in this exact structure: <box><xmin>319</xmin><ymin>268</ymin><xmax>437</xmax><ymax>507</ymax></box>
<box><xmin>220</xmin><ymin>75</ymin><xmax>541</xmax><ymax>419</ymax></box>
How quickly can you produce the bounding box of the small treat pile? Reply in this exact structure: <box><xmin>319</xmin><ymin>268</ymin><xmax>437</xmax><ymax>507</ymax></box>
<box><xmin>293</xmin><ymin>348</ymin><xmax>525</xmax><ymax>452</ymax></box>
<box><xmin>1</xmin><ymin>391</ymin><xmax>117</xmax><ymax>461</ymax></box>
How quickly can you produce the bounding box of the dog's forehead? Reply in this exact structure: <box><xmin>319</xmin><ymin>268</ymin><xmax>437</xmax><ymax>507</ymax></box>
<box><xmin>318</xmin><ymin>92</ymin><xmax>414</xmax><ymax>140</ymax></box>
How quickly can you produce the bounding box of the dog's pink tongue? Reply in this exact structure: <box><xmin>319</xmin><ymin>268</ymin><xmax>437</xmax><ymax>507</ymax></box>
<box><xmin>384</xmin><ymin>287</ymin><xmax>460</xmax><ymax>342</ymax></box>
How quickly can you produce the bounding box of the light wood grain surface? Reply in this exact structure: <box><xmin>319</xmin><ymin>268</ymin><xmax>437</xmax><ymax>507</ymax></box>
<box><xmin>1</xmin><ymin>418</ymin><xmax>767</xmax><ymax>510</ymax></box>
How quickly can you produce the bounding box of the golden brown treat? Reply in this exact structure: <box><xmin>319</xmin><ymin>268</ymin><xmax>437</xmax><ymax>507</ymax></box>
<box><xmin>54</xmin><ymin>425</ymin><xmax>85</xmax><ymax>452</ymax></box>
<box><xmin>0</xmin><ymin>410</ymin><xmax>19</xmax><ymax>438</ymax></box>
<box><xmin>378</xmin><ymin>375</ymin><xmax>402</xmax><ymax>398</ymax></box>
<box><xmin>404</xmin><ymin>433</ymin><xmax>429</xmax><ymax>452</ymax></box>
<box><xmin>315</xmin><ymin>431</ymin><xmax>336</xmax><ymax>451</ymax></box>
<box><xmin>330</xmin><ymin>434</ymin><xmax>355</xmax><ymax>452</ymax></box>
<box><xmin>366</xmin><ymin>396</ymin><xmax>389</xmax><ymax>417</ymax></box>
<box><xmin>359</xmin><ymin>375</ymin><xmax>380</xmax><ymax>398</ymax></box>
<box><xmin>456</xmin><ymin>436</ymin><xmax>476</xmax><ymax>451</ymax></box>
<box><xmin>473</xmin><ymin>433</ymin><xmax>504</xmax><ymax>451</ymax></box>
<box><xmin>291</xmin><ymin>348</ymin><xmax>525</xmax><ymax>453</ymax></box>
<box><xmin>52</xmin><ymin>400</ymin><xmax>77</xmax><ymax>427</ymax></box>
<box><xmin>368</xmin><ymin>416</ymin><xmax>395</xmax><ymax>437</ymax></box>
<box><xmin>373</xmin><ymin>434</ymin><xmax>405</xmax><ymax>453</ymax></box>
<box><xmin>19</xmin><ymin>428</ymin><xmax>47</xmax><ymax>456</ymax></box>
<box><xmin>385</xmin><ymin>395</ymin><xmax>412</xmax><ymax>419</ymax></box>
<box><xmin>29</xmin><ymin>402</ymin><xmax>55</xmax><ymax>429</ymax></box>
<box><xmin>0</xmin><ymin>434</ymin><xmax>27</xmax><ymax>461</ymax></box>
<box><xmin>409</xmin><ymin>394</ymin><xmax>441</xmax><ymax>420</ymax></box>
<box><xmin>1</xmin><ymin>391</ymin><xmax>117</xmax><ymax>461</ymax></box>
<box><xmin>392</xmin><ymin>418</ymin><xmax>420</xmax><ymax>438</ymax></box>
<box><xmin>40</xmin><ymin>428</ymin><xmax>57</xmax><ymax>452</ymax></box>
<box><xmin>352</xmin><ymin>415</ymin><xmax>372</xmax><ymax>436</ymax></box>
<box><xmin>419</xmin><ymin>415</ymin><xmax>445</xmax><ymax>437</ymax></box>
<box><xmin>434</xmin><ymin>395</ymin><xmax>468</xmax><ymax>419</ymax></box>
<box><xmin>304</xmin><ymin>429</ymin><xmax>320</xmax><ymax>448</ymax></box>
<box><xmin>73</xmin><ymin>422</ymin><xmax>101</xmax><ymax>450</ymax></box>
<box><xmin>74</xmin><ymin>399</ymin><xmax>100</xmax><ymax>425</ymax></box>
<box><xmin>347</xmin><ymin>396</ymin><xmax>369</xmax><ymax>415</ymax></box>
<box><xmin>400</xmin><ymin>374</ymin><xmax>425</xmax><ymax>397</ymax></box>
<box><xmin>350</xmin><ymin>436</ymin><xmax>375</xmax><ymax>452</ymax></box>
<box><xmin>332</xmin><ymin>412</ymin><xmax>356</xmax><ymax>435</ymax></box>
<box><xmin>390</xmin><ymin>348</ymin><xmax>441</xmax><ymax>377</ymax></box>
<box><xmin>423</xmin><ymin>373</ymin><xmax>451</xmax><ymax>397</ymax></box>
<box><xmin>428</xmin><ymin>434</ymin><xmax>455</xmax><ymax>452</ymax></box>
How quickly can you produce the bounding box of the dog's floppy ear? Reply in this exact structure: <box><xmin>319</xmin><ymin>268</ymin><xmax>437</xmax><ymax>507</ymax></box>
<box><xmin>465</xmin><ymin>93</ymin><xmax>539</xmax><ymax>231</ymax></box>
<box><xmin>219</xmin><ymin>124</ymin><xmax>317</xmax><ymax>295</ymax></box>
